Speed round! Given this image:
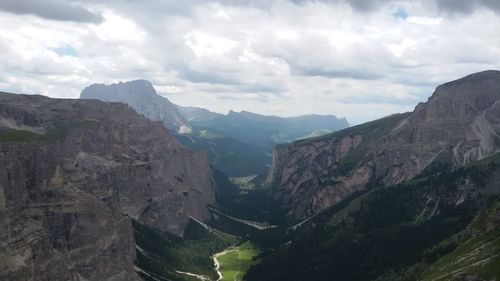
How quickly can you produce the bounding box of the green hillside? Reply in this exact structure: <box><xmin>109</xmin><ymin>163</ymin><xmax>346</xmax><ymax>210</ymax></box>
<box><xmin>133</xmin><ymin>219</ymin><xmax>238</xmax><ymax>281</ymax></box>
<box><xmin>423</xmin><ymin>200</ymin><xmax>500</xmax><ymax>281</ymax></box>
<box><xmin>245</xmin><ymin>154</ymin><xmax>500</xmax><ymax>281</ymax></box>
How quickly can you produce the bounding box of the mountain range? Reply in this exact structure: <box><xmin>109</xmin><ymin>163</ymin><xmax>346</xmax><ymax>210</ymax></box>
<box><xmin>248</xmin><ymin>70</ymin><xmax>500</xmax><ymax>281</ymax></box>
<box><xmin>1</xmin><ymin>70</ymin><xmax>500</xmax><ymax>281</ymax></box>
<box><xmin>81</xmin><ymin>80</ymin><xmax>349</xmax><ymax>176</ymax></box>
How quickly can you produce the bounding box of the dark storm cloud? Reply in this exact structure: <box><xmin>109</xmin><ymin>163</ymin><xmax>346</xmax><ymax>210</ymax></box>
<box><xmin>435</xmin><ymin>0</ymin><xmax>500</xmax><ymax>14</ymax></box>
<box><xmin>0</xmin><ymin>0</ymin><xmax>103</xmax><ymax>23</ymax></box>
<box><xmin>177</xmin><ymin>68</ymin><xmax>287</xmax><ymax>94</ymax></box>
<box><xmin>178</xmin><ymin>68</ymin><xmax>242</xmax><ymax>86</ymax></box>
<box><xmin>354</xmin><ymin>0</ymin><xmax>500</xmax><ymax>13</ymax></box>
<box><xmin>292</xmin><ymin>67</ymin><xmax>384</xmax><ymax>80</ymax></box>
<box><xmin>285</xmin><ymin>0</ymin><xmax>391</xmax><ymax>12</ymax></box>
<box><xmin>345</xmin><ymin>0</ymin><xmax>383</xmax><ymax>11</ymax></box>
<box><xmin>287</xmin><ymin>0</ymin><xmax>500</xmax><ymax>13</ymax></box>
<box><xmin>343</xmin><ymin>0</ymin><xmax>500</xmax><ymax>13</ymax></box>
<box><xmin>84</xmin><ymin>0</ymin><xmax>388</xmax><ymax>16</ymax></box>
<box><xmin>435</xmin><ymin>0</ymin><xmax>475</xmax><ymax>14</ymax></box>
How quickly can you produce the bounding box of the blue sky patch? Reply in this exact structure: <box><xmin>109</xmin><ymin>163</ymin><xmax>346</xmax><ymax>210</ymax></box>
<box><xmin>53</xmin><ymin>45</ymin><xmax>79</xmax><ymax>57</ymax></box>
<box><xmin>393</xmin><ymin>8</ymin><xmax>408</xmax><ymax>20</ymax></box>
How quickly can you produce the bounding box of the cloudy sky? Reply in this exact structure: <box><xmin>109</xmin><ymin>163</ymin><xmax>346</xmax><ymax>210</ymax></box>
<box><xmin>0</xmin><ymin>0</ymin><xmax>499</xmax><ymax>124</ymax></box>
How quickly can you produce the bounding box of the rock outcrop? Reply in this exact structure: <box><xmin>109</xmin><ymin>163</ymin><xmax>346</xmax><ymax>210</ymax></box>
<box><xmin>268</xmin><ymin>70</ymin><xmax>500</xmax><ymax>219</ymax></box>
<box><xmin>81</xmin><ymin>80</ymin><xmax>190</xmax><ymax>133</ymax></box>
<box><xmin>0</xmin><ymin>92</ymin><xmax>215</xmax><ymax>280</ymax></box>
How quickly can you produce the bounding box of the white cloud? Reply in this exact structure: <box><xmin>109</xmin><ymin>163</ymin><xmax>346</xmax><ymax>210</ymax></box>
<box><xmin>90</xmin><ymin>11</ymin><xmax>145</xmax><ymax>42</ymax></box>
<box><xmin>0</xmin><ymin>0</ymin><xmax>500</xmax><ymax>124</ymax></box>
<box><xmin>406</xmin><ymin>16</ymin><xmax>443</xmax><ymax>25</ymax></box>
<box><xmin>185</xmin><ymin>31</ymin><xmax>238</xmax><ymax>58</ymax></box>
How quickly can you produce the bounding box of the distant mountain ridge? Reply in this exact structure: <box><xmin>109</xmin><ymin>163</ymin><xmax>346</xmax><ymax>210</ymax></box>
<box><xmin>79</xmin><ymin>80</ymin><xmax>349</xmax><ymax>176</ymax></box>
<box><xmin>176</xmin><ymin>105</ymin><xmax>223</xmax><ymax>122</ymax></box>
<box><xmin>190</xmin><ymin>109</ymin><xmax>349</xmax><ymax>147</ymax></box>
<box><xmin>81</xmin><ymin>80</ymin><xmax>191</xmax><ymax>133</ymax></box>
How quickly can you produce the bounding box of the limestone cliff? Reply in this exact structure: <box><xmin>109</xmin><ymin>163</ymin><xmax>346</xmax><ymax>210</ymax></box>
<box><xmin>0</xmin><ymin>92</ymin><xmax>215</xmax><ymax>280</ymax></box>
<box><xmin>268</xmin><ymin>70</ymin><xmax>500</xmax><ymax>219</ymax></box>
<box><xmin>80</xmin><ymin>80</ymin><xmax>190</xmax><ymax>133</ymax></box>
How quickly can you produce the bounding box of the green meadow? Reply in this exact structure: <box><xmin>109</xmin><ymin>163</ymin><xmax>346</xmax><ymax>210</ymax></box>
<box><xmin>216</xmin><ymin>242</ymin><xmax>260</xmax><ymax>281</ymax></box>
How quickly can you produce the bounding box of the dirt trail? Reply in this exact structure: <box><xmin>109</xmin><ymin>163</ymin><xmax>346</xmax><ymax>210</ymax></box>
<box><xmin>213</xmin><ymin>248</ymin><xmax>237</xmax><ymax>281</ymax></box>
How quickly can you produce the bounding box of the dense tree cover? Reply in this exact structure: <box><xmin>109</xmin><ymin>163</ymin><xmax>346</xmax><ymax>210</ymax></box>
<box><xmin>245</xmin><ymin>156</ymin><xmax>500</xmax><ymax>281</ymax></box>
<box><xmin>176</xmin><ymin>134</ymin><xmax>272</xmax><ymax>177</ymax></box>
<box><xmin>422</xmin><ymin>199</ymin><xmax>500</xmax><ymax>281</ymax></box>
<box><xmin>133</xmin><ymin>219</ymin><xmax>237</xmax><ymax>281</ymax></box>
<box><xmin>134</xmin><ymin>150</ymin><xmax>500</xmax><ymax>281</ymax></box>
<box><xmin>176</xmin><ymin>111</ymin><xmax>348</xmax><ymax>177</ymax></box>
<box><xmin>212</xmin><ymin>168</ymin><xmax>287</xmax><ymax>226</ymax></box>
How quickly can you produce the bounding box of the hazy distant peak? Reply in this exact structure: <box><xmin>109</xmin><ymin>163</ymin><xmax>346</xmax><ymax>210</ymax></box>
<box><xmin>80</xmin><ymin>80</ymin><xmax>189</xmax><ymax>131</ymax></box>
<box><xmin>81</xmin><ymin>79</ymin><xmax>157</xmax><ymax>99</ymax></box>
<box><xmin>176</xmin><ymin>105</ymin><xmax>222</xmax><ymax>122</ymax></box>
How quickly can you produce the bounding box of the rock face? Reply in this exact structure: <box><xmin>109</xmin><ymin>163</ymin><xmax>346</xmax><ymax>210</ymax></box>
<box><xmin>268</xmin><ymin>70</ymin><xmax>500</xmax><ymax>219</ymax></box>
<box><xmin>0</xmin><ymin>92</ymin><xmax>215</xmax><ymax>280</ymax></box>
<box><xmin>81</xmin><ymin>80</ymin><xmax>190</xmax><ymax>133</ymax></box>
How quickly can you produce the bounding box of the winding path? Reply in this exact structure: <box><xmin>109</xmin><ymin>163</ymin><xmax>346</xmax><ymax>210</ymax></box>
<box><xmin>213</xmin><ymin>247</ymin><xmax>244</xmax><ymax>281</ymax></box>
<box><xmin>175</xmin><ymin>270</ymin><xmax>210</xmax><ymax>281</ymax></box>
<box><xmin>213</xmin><ymin>249</ymin><xmax>232</xmax><ymax>281</ymax></box>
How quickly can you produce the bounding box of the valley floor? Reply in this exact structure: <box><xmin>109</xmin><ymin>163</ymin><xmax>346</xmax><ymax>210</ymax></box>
<box><xmin>214</xmin><ymin>242</ymin><xmax>260</xmax><ymax>281</ymax></box>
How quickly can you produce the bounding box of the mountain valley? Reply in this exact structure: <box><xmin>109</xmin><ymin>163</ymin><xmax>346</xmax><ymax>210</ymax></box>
<box><xmin>3</xmin><ymin>0</ymin><xmax>500</xmax><ymax>280</ymax></box>
<box><xmin>81</xmin><ymin>80</ymin><xmax>349</xmax><ymax>177</ymax></box>
<box><xmin>1</xmin><ymin>71</ymin><xmax>500</xmax><ymax>281</ymax></box>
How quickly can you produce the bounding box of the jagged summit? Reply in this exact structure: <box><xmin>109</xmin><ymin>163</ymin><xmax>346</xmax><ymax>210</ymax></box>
<box><xmin>82</xmin><ymin>79</ymin><xmax>156</xmax><ymax>97</ymax></box>
<box><xmin>80</xmin><ymin>79</ymin><xmax>189</xmax><ymax>132</ymax></box>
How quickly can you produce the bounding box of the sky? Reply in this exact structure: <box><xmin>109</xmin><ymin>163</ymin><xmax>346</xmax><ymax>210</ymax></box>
<box><xmin>0</xmin><ymin>1</ymin><xmax>499</xmax><ymax>124</ymax></box>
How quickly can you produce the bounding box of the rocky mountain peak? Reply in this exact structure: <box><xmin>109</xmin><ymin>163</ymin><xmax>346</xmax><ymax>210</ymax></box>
<box><xmin>268</xmin><ymin>70</ymin><xmax>500</xmax><ymax>219</ymax></box>
<box><xmin>80</xmin><ymin>80</ymin><xmax>189</xmax><ymax>132</ymax></box>
<box><xmin>451</xmin><ymin>69</ymin><xmax>500</xmax><ymax>83</ymax></box>
<box><xmin>82</xmin><ymin>79</ymin><xmax>157</xmax><ymax>99</ymax></box>
<box><xmin>415</xmin><ymin>70</ymin><xmax>500</xmax><ymax>121</ymax></box>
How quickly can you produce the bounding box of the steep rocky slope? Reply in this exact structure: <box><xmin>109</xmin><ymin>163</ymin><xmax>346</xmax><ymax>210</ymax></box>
<box><xmin>247</xmin><ymin>152</ymin><xmax>500</xmax><ymax>281</ymax></box>
<box><xmin>0</xmin><ymin>92</ymin><xmax>215</xmax><ymax>280</ymax></box>
<box><xmin>423</xmin><ymin>198</ymin><xmax>500</xmax><ymax>281</ymax></box>
<box><xmin>268</xmin><ymin>70</ymin><xmax>500</xmax><ymax>219</ymax></box>
<box><xmin>81</xmin><ymin>80</ymin><xmax>190</xmax><ymax>133</ymax></box>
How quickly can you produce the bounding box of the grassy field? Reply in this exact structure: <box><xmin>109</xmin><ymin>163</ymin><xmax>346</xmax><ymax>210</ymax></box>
<box><xmin>0</xmin><ymin>121</ymin><xmax>91</xmax><ymax>143</ymax></box>
<box><xmin>422</xmin><ymin>200</ymin><xmax>500</xmax><ymax>281</ymax></box>
<box><xmin>216</xmin><ymin>241</ymin><xmax>260</xmax><ymax>281</ymax></box>
<box><xmin>133</xmin><ymin>219</ymin><xmax>238</xmax><ymax>281</ymax></box>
